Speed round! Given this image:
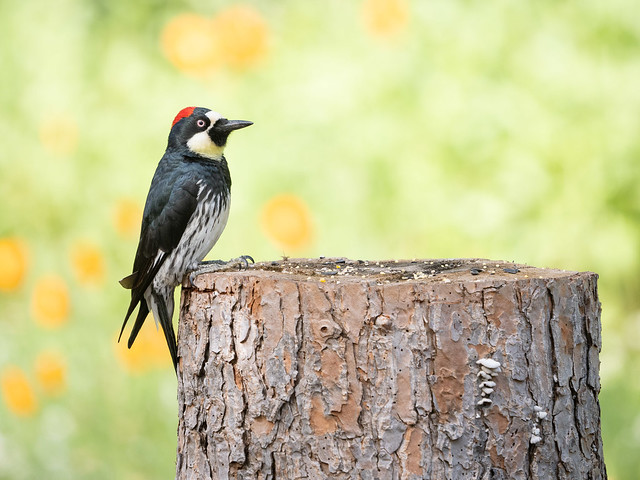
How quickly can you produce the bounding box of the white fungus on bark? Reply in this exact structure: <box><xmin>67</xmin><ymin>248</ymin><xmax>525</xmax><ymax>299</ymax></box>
<box><xmin>476</xmin><ymin>357</ymin><xmax>501</xmax><ymax>408</ymax></box>
<box><xmin>476</xmin><ymin>358</ymin><xmax>501</xmax><ymax>370</ymax></box>
<box><xmin>530</xmin><ymin>405</ymin><xmax>547</xmax><ymax>445</ymax></box>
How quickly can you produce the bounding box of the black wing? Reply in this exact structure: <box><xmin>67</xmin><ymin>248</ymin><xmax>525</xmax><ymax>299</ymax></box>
<box><xmin>118</xmin><ymin>168</ymin><xmax>200</xmax><ymax>344</ymax></box>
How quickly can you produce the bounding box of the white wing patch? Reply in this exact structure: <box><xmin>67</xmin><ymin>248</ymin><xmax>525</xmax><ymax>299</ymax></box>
<box><xmin>152</xmin><ymin>251</ymin><xmax>166</xmax><ymax>268</ymax></box>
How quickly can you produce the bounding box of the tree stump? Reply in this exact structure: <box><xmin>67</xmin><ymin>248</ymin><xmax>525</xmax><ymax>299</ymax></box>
<box><xmin>175</xmin><ymin>258</ymin><xmax>606</xmax><ymax>480</ymax></box>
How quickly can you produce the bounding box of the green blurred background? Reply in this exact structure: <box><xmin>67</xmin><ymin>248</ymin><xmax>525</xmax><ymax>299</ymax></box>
<box><xmin>1</xmin><ymin>0</ymin><xmax>638</xmax><ymax>478</ymax></box>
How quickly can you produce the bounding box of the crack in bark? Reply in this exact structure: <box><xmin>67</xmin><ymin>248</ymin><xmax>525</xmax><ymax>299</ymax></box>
<box><xmin>546</xmin><ymin>284</ymin><xmax>563</xmax><ymax>480</ymax></box>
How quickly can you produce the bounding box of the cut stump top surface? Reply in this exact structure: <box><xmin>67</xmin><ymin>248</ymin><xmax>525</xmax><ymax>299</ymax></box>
<box><xmin>186</xmin><ymin>257</ymin><xmax>590</xmax><ymax>290</ymax></box>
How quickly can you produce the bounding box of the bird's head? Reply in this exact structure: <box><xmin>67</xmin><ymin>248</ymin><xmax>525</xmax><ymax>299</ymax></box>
<box><xmin>168</xmin><ymin>106</ymin><xmax>253</xmax><ymax>160</ymax></box>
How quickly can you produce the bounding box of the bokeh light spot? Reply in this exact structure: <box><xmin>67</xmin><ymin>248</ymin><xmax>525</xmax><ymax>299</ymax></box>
<box><xmin>31</xmin><ymin>274</ymin><xmax>70</xmax><ymax>328</ymax></box>
<box><xmin>115</xmin><ymin>317</ymin><xmax>172</xmax><ymax>373</ymax></box>
<box><xmin>112</xmin><ymin>198</ymin><xmax>143</xmax><ymax>239</ymax></box>
<box><xmin>261</xmin><ymin>194</ymin><xmax>314</xmax><ymax>251</ymax></box>
<box><xmin>38</xmin><ymin>114</ymin><xmax>78</xmax><ymax>156</ymax></box>
<box><xmin>35</xmin><ymin>351</ymin><xmax>66</xmax><ymax>396</ymax></box>
<box><xmin>70</xmin><ymin>240</ymin><xmax>105</xmax><ymax>286</ymax></box>
<box><xmin>1</xmin><ymin>366</ymin><xmax>37</xmax><ymax>417</ymax></box>
<box><xmin>161</xmin><ymin>7</ymin><xmax>268</xmax><ymax>75</ymax></box>
<box><xmin>0</xmin><ymin>237</ymin><xmax>29</xmax><ymax>292</ymax></box>
<box><xmin>362</xmin><ymin>0</ymin><xmax>409</xmax><ymax>38</ymax></box>
<box><xmin>161</xmin><ymin>13</ymin><xmax>221</xmax><ymax>75</ymax></box>
<box><xmin>212</xmin><ymin>6</ymin><xmax>269</xmax><ymax>69</ymax></box>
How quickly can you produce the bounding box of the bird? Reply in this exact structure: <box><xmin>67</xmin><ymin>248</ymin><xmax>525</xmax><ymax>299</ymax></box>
<box><xmin>118</xmin><ymin>106</ymin><xmax>253</xmax><ymax>371</ymax></box>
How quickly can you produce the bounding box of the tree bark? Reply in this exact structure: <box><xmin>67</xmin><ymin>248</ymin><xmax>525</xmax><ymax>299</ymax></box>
<box><xmin>175</xmin><ymin>258</ymin><xmax>606</xmax><ymax>480</ymax></box>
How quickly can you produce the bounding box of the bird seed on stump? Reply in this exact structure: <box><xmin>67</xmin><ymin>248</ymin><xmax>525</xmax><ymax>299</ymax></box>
<box><xmin>175</xmin><ymin>258</ymin><xmax>606</xmax><ymax>480</ymax></box>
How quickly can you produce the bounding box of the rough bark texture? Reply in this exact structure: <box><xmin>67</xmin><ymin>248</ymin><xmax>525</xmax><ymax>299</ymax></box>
<box><xmin>175</xmin><ymin>258</ymin><xmax>606</xmax><ymax>480</ymax></box>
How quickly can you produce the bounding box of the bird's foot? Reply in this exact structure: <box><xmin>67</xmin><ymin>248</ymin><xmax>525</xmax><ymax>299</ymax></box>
<box><xmin>187</xmin><ymin>255</ymin><xmax>255</xmax><ymax>287</ymax></box>
<box><xmin>200</xmin><ymin>259</ymin><xmax>227</xmax><ymax>266</ymax></box>
<box><xmin>226</xmin><ymin>255</ymin><xmax>255</xmax><ymax>270</ymax></box>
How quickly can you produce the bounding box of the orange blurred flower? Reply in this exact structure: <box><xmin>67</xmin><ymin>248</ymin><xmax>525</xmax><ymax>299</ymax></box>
<box><xmin>0</xmin><ymin>237</ymin><xmax>28</xmax><ymax>292</ymax></box>
<box><xmin>35</xmin><ymin>351</ymin><xmax>67</xmax><ymax>396</ymax></box>
<box><xmin>38</xmin><ymin>114</ymin><xmax>78</xmax><ymax>156</ymax></box>
<box><xmin>261</xmin><ymin>194</ymin><xmax>314</xmax><ymax>251</ymax></box>
<box><xmin>70</xmin><ymin>240</ymin><xmax>105</xmax><ymax>286</ymax></box>
<box><xmin>115</xmin><ymin>317</ymin><xmax>172</xmax><ymax>373</ymax></box>
<box><xmin>1</xmin><ymin>366</ymin><xmax>37</xmax><ymax>417</ymax></box>
<box><xmin>212</xmin><ymin>6</ymin><xmax>269</xmax><ymax>69</ymax></box>
<box><xmin>112</xmin><ymin>198</ymin><xmax>142</xmax><ymax>238</ymax></box>
<box><xmin>161</xmin><ymin>13</ymin><xmax>221</xmax><ymax>75</ymax></box>
<box><xmin>31</xmin><ymin>274</ymin><xmax>70</xmax><ymax>328</ymax></box>
<box><xmin>362</xmin><ymin>0</ymin><xmax>409</xmax><ymax>38</ymax></box>
<box><xmin>161</xmin><ymin>7</ymin><xmax>269</xmax><ymax>75</ymax></box>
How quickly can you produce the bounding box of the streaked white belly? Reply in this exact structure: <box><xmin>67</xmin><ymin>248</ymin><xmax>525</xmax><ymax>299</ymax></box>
<box><xmin>153</xmin><ymin>189</ymin><xmax>230</xmax><ymax>289</ymax></box>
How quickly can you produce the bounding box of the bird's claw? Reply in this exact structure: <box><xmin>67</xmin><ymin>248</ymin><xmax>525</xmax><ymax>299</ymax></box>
<box><xmin>232</xmin><ymin>255</ymin><xmax>255</xmax><ymax>269</ymax></box>
<box><xmin>187</xmin><ymin>261</ymin><xmax>225</xmax><ymax>287</ymax></box>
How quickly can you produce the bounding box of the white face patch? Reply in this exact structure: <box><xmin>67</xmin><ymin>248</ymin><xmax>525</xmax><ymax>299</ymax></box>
<box><xmin>186</xmin><ymin>110</ymin><xmax>225</xmax><ymax>160</ymax></box>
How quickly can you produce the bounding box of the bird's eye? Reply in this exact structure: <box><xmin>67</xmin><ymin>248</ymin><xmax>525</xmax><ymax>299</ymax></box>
<box><xmin>196</xmin><ymin>119</ymin><xmax>207</xmax><ymax>129</ymax></box>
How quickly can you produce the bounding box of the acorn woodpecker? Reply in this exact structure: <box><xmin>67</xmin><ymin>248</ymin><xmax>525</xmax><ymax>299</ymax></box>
<box><xmin>118</xmin><ymin>106</ymin><xmax>252</xmax><ymax>371</ymax></box>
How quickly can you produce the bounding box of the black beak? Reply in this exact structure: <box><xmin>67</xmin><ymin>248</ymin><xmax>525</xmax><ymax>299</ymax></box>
<box><xmin>214</xmin><ymin>119</ymin><xmax>253</xmax><ymax>133</ymax></box>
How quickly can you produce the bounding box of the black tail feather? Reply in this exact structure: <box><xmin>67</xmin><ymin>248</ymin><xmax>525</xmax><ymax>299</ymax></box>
<box><xmin>118</xmin><ymin>254</ymin><xmax>167</xmax><ymax>343</ymax></box>
<box><xmin>126</xmin><ymin>300</ymin><xmax>149</xmax><ymax>348</ymax></box>
<box><xmin>118</xmin><ymin>296</ymin><xmax>140</xmax><ymax>343</ymax></box>
<box><xmin>119</xmin><ymin>272</ymin><xmax>137</xmax><ymax>289</ymax></box>
<box><xmin>151</xmin><ymin>291</ymin><xmax>178</xmax><ymax>372</ymax></box>
<box><xmin>119</xmin><ymin>281</ymin><xmax>148</xmax><ymax>343</ymax></box>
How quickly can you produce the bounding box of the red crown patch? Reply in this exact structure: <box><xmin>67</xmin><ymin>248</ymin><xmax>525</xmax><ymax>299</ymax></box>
<box><xmin>172</xmin><ymin>106</ymin><xmax>197</xmax><ymax>127</ymax></box>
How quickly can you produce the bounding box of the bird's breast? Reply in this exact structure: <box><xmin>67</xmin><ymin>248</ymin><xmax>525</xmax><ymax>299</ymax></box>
<box><xmin>154</xmin><ymin>187</ymin><xmax>230</xmax><ymax>288</ymax></box>
<box><xmin>182</xmin><ymin>187</ymin><xmax>230</xmax><ymax>263</ymax></box>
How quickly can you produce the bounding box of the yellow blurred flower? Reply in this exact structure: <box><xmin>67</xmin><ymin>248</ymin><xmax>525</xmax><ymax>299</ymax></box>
<box><xmin>112</xmin><ymin>198</ymin><xmax>142</xmax><ymax>238</ymax></box>
<box><xmin>31</xmin><ymin>274</ymin><xmax>70</xmax><ymax>328</ymax></box>
<box><xmin>161</xmin><ymin>7</ymin><xmax>269</xmax><ymax>75</ymax></box>
<box><xmin>115</xmin><ymin>317</ymin><xmax>172</xmax><ymax>373</ymax></box>
<box><xmin>1</xmin><ymin>366</ymin><xmax>37</xmax><ymax>417</ymax></box>
<box><xmin>362</xmin><ymin>0</ymin><xmax>409</xmax><ymax>38</ymax></box>
<box><xmin>70</xmin><ymin>240</ymin><xmax>105</xmax><ymax>286</ymax></box>
<box><xmin>0</xmin><ymin>237</ymin><xmax>28</xmax><ymax>292</ymax></box>
<box><xmin>161</xmin><ymin>13</ymin><xmax>221</xmax><ymax>75</ymax></box>
<box><xmin>261</xmin><ymin>194</ymin><xmax>314</xmax><ymax>251</ymax></box>
<box><xmin>212</xmin><ymin>6</ymin><xmax>269</xmax><ymax>69</ymax></box>
<box><xmin>35</xmin><ymin>351</ymin><xmax>66</xmax><ymax>396</ymax></box>
<box><xmin>38</xmin><ymin>114</ymin><xmax>78</xmax><ymax>156</ymax></box>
